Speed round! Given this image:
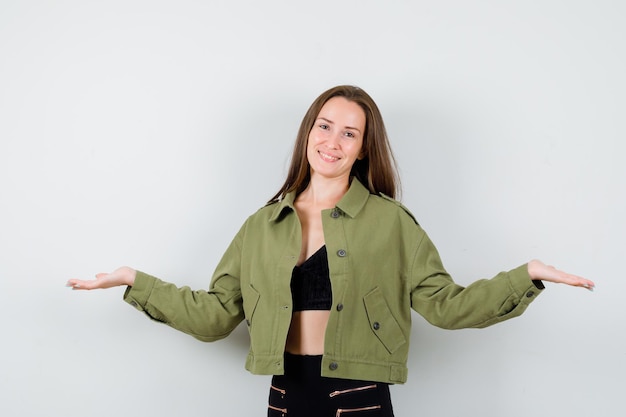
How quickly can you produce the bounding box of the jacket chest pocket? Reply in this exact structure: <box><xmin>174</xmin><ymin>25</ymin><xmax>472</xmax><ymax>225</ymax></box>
<box><xmin>363</xmin><ymin>287</ymin><xmax>406</xmax><ymax>354</ymax></box>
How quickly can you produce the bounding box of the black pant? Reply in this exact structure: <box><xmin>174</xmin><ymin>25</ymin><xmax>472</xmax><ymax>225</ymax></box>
<box><xmin>268</xmin><ymin>353</ymin><xmax>394</xmax><ymax>417</ymax></box>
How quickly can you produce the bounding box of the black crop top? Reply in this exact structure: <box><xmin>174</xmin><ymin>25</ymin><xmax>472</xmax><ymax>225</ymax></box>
<box><xmin>290</xmin><ymin>245</ymin><xmax>332</xmax><ymax>311</ymax></box>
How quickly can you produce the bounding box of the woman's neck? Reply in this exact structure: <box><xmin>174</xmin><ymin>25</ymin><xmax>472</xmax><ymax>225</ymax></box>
<box><xmin>297</xmin><ymin>175</ymin><xmax>350</xmax><ymax>208</ymax></box>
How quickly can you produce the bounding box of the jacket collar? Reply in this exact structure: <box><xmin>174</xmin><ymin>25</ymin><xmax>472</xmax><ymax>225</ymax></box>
<box><xmin>269</xmin><ymin>178</ymin><xmax>370</xmax><ymax>222</ymax></box>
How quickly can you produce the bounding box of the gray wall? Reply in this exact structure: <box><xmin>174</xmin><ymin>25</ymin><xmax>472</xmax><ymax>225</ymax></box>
<box><xmin>1</xmin><ymin>1</ymin><xmax>623</xmax><ymax>416</ymax></box>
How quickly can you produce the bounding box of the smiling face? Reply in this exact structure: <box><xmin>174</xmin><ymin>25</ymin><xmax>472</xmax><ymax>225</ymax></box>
<box><xmin>306</xmin><ymin>96</ymin><xmax>366</xmax><ymax>183</ymax></box>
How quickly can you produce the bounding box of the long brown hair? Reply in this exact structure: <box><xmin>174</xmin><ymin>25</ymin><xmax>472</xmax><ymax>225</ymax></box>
<box><xmin>269</xmin><ymin>85</ymin><xmax>400</xmax><ymax>203</ymax></box>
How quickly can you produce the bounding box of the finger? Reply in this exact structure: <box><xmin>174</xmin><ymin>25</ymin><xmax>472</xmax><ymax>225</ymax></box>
<box><xmin>580</xmin><ymin>280</ymin><xmax>596</xmax><ymax>291</ymax></box>
<box><xmin>66</xmin><ymin>279</ymin><xmax>98</xmax><ymax>290</ymax></box>
<box><xmin>563</xmin><ymin>273</ymin><xmax>595</xmax><ymax>291</ymax></box>
<box><xmin>66</xmin><ymin>279</ymin><xmax>86</xmax><ymax>290</ymax></box>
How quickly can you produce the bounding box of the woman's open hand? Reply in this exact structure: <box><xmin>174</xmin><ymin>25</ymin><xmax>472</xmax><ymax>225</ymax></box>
<box><xmin>527</xmin><ymin>259</ymin><xmax>595</xmax><ymax>291</ymax></box>
<box><xmin>66</xmin><ymin>266</ymin><xmax>136</xmax><ymax>290</ymax></box>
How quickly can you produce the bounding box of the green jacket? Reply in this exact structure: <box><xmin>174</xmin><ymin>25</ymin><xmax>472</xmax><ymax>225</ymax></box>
<box><xmin>124</xmin><ymin>179</ymin><xmax>543</xmax><ymax>384</ymax></box>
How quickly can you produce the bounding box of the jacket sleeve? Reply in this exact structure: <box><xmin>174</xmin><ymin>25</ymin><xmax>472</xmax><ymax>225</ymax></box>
<box><xmin>123</xmin><ymin>223</ymin><xmax>247</xmax><ymax>342</ymax></box>
<box><xmin>409</xmin><ymin>231</ymin><xmax>544</xmax><ymax>329</ymax></box>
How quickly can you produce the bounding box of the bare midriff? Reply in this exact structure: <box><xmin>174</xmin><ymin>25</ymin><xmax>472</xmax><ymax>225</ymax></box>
<box><xmin>285</xmin><ymin>310</ymin><xmax>331</xmax><ymax>355</ymax></box>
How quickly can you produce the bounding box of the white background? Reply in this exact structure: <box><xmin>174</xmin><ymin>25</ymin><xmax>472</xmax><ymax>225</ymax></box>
<box><xmin>1</xmin><ymin>1</ymin><xmax>624</xmax><ymax>416</ymax></box>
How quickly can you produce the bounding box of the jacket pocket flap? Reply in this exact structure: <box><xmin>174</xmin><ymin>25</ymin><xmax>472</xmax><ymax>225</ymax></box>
<box><xmin>363</xmin><ymin>287</ymin><xmax>406</xmax><ymax>354</ymax></box>
<box><xmin>243</xmin><ymin>284</ymin><xmax>261</xmax><ymax>325</ymax></box>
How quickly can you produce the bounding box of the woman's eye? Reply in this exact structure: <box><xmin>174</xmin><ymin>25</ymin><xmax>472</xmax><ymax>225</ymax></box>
<box><xmin>319</xmin><ymin>124</ymin><xmax>329</xmax><ymax>130</ymax></box>
<box><xmin>344</xmin><ymin>131</ymin><xmax>354</xmax><ymax>138</ymax></box>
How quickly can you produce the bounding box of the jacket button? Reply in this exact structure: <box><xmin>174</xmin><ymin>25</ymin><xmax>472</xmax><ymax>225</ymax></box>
<box><xmin>329</xmin><ymin>362</ymin><xmax>338</xmax><ymax>370</ymax></box>
<box><xmin>130</xmin><ymin>301</ymin><xmax>138</xmax><ymax>308</ymax></box>
<box><xmin>337</xmin><ymin>249</ymin><xmax>347</xmax><ymax>257</ymax></box>
<box><xmin>526</xmin><ymin>291</ymin><xmax>535</xmax><ymax>298</ymax></box>
<box><xmin>246</xmin><ymin>319</ymin><xmax>251</xmax><ymax>326</ymax></box>
<box><xmin>336</xmin><ymin>303</ymin><xmax>344</xmax><ymax>311</ymax></box>
<box><xmin>373</xmin><ymin>322</ymin><xmax>380</xmax><ymax>330</ymax></box>
<box><xmin>331</xmin><ymin>209</ymin><xmax>340</xmax><ymax>218</ymax></box>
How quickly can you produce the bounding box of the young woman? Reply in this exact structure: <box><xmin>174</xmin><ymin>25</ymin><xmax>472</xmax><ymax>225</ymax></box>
<box><xmin>67</xmin><ymin>85</ymin><xmax>594</xmax><ymax>417</ymax></box>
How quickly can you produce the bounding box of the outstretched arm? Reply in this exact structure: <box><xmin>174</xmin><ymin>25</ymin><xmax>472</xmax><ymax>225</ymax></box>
<box><xmin>527</xmin><ymin>259</ymin><xmax>595</xmax><ymax>290</ymax></box>
<box><xmin>66</xmin><ymin>266</ymin><xmax>136</xmax><ymax>290</ymax></box>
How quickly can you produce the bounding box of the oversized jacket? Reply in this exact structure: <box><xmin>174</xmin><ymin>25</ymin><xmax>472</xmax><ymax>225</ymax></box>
<box><xmin>124</xmin><ymin>178</ymin><xmax>544</xmax><ymax>384</ymax></box>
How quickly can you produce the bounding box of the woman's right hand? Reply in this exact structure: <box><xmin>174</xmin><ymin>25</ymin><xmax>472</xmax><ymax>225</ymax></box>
<box><xmin>66</xmin><ymin>266</ymin><xmax>136</xmax><ymax>290</ymax></box>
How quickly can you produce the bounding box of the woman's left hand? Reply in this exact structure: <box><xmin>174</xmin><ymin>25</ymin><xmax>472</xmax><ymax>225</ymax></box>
<box><xmin>527</xmin><ymin>259</ymin><xmax>595</xmax><ymax>291</ymax></box>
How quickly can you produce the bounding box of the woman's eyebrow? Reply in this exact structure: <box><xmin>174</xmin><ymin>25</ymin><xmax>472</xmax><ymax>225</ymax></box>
<box><xmin>317</xmin><ymin>117</ymin><xmax>361</xmax><ymax>133</ymax></box>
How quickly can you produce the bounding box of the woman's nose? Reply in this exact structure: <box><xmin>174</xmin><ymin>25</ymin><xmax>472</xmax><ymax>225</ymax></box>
<box><xmin>327</xmin><ymin>132</ymin><xmax>341</xmax><ymax>149</ymax></box>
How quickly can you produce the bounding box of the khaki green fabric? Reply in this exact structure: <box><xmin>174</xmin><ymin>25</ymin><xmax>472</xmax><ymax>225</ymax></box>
<box><xmin>124</xmin><ymin>179</ymin><xmax>542</xmax><ymax>384</ymax></box>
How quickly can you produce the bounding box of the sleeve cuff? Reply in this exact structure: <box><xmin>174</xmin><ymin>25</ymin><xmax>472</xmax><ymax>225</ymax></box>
<box><xmin>123</xmin><ymin>271</ymin><xmax>157</xmax><ymax>311</ymax></box>
<box><xmin>508</xmin><ymin>263</ymin><xmax>544</xmax><ymax>301</ymax></box>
